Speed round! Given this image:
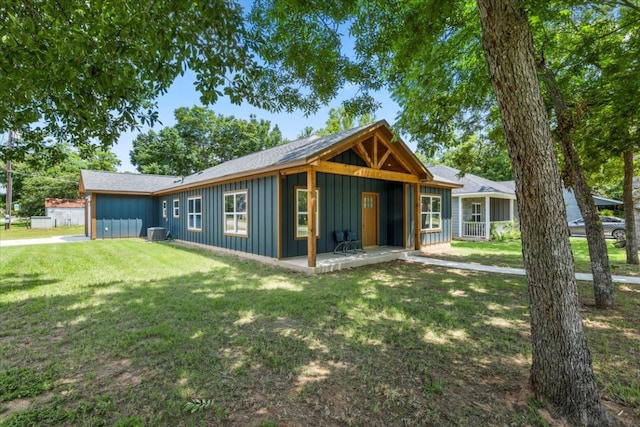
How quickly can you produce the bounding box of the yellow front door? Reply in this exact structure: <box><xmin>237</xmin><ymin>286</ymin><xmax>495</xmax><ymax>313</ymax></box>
<box><xmin>362</xmin><ymin>192</ymin><xmax>379</xmax><ymax>247</ymax></box>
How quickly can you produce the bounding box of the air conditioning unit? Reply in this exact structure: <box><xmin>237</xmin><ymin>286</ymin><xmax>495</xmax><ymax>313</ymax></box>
<box><xmin>147</xmin><ymin>227</ymin><xmax>166</xmax><ymax>241</ymax></box>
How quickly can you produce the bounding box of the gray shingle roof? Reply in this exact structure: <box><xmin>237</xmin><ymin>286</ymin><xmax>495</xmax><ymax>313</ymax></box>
<box><xmin>80</xmin><ymin>170</ymin><xmax>180</xmax><ymax>193</ymax></box>
<box><xmin>171</xmin><ymin>122</ymin><xmax>375</xmax><ymax>189</ymax></box>
<box><xmin>81</xmin><ymin>120</ymin><xmax>431</xmax><ymax>194</ymax></box>
<box><xmin>497</xmin><ymin>180</ymin><xmax>516</xmax><ymax>192</ymax></box>
<box><xmin>426</xmin><ymin>165</ymin><xmax>515</xmax><ymax>195</ymax></box>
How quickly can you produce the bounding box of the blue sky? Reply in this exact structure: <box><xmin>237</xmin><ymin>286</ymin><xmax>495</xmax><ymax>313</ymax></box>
<box><xmin>113</xmin><ymin>71</ymin><xmax>407</xmax><ymax>172</ymax></box>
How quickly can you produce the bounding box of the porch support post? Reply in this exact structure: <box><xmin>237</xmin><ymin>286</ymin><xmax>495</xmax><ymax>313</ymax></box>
<box><xmin>90</xmin><ymin>193</ymin><xmax>96</xmax><ymax>240</ymax></box>
<box><xmin>485</xmin><ymin>196</ymin><xmax>491</xmax><ymax>240</ymax></box>
<box><xmin>414</xmin><ymin>183</ymin><xmax>421</xmax><ymax>250</ymax></box>
<box><xmin>458</xmin><ymin>196</ymin><xmax>463</xmax><ymax>238</ymax></box>
<box><xmin>307</xmin><ymin>167</ymin><xmax>317</xmax><ymax>268</ymax></box>
<box><xmin>84</xmin><ymin>195</ymin><xmax>89</xmax><ymax>238</ymax></box>
<box><xmin>510</xmin><ymin>198</ymin><xmax>515</xmax><ymax>222</ymax></box>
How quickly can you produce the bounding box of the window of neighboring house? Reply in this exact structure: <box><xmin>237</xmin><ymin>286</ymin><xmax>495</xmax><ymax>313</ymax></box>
<box><xmin>173</xmin><ymin>199</ymin><xmax>180</xmax><ymax>218</ymax></box>
<box><xmin>162</xmin><ymin>200</ymin><xmax>167</xmax><ymax>219</ymax></box>
<box><xmin>421</xmin><ymin>194</ymin><xmax>441</xmax><ymax>230</ymax></box>
<box><xmin>224</xmin><ymin>190</ymin><xmax>248</xmax><ymax>236</ymax></box>
<box><xmin>296</xmin><ymin>187</ymin><xmax>319</xmax><ymax>238</ymax></box>
<box><xmin>471</xmin><ymin>203</ymin><xmax>481</xmax><ymax>222</ymax></box>
<box><xmin>188</xmin><ymin>196</ymin><xmax>202</xmax><ymax>231</ymax></box>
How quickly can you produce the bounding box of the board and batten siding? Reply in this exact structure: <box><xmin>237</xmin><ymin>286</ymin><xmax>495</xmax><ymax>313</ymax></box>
<box><xmin>94</xmin><ymin>194</ymin><xmax>157</xmax><ymax>238</ymax></box>
<box><xmin>406</xmin><ymin>185</ymin><xmax>452</xmax><ymax>247</ymax></box>
<box><xmin>329</xmin><ymin>148</ymin><xmax>368</xmax><ymax>167</ymax></box>
<box><xmin>159</xmin><ymin>175</ymin><xmax>278</xmax><ymax>258</ymax></box>
<box><xmin>281</xmin><ymin>172</ymin><xmax>404</xmax><ymax>258</ymax></box>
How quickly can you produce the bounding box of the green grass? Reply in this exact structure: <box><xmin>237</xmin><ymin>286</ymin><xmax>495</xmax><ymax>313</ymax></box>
<box><xmin>0</xmin><ymin>240</ymin><xmax>638</xmax><ymax>426</ymax></box>
<box><xmin>435</xmin><ymin>239</ymin><xmax>640</xmax><ymax>277</ymax></box>
<box><xmin>0</xmin><ymin>220</ymin><xmax>84</xmax><ymax>241</ymax></box>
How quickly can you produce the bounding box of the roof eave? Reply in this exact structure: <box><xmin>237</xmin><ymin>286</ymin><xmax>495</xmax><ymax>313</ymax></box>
<box><xmin>424</xmin><ymin>179</ymin><xmax>464</xmax><ymax>189</ymax></box>
<box><xmin>153</xmin><ymin>159</ymin><xmax>309</xmax><ymax>195</ymax></box>
<box><xmin>454</xmin><ymin>191</ymin><xmax>516</xmax><ymax>198</ymax></box>
<box><xmin>82</xmin><ymin>190</ymin><xmax>156</xmax><ymax>196</ymax></box>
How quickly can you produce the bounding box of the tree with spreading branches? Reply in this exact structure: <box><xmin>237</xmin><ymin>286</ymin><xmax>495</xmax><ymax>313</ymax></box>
<box><xmin>1</xmin><ymin>1</ymin><xmax>628</xmax><ymax>423</ymax></box>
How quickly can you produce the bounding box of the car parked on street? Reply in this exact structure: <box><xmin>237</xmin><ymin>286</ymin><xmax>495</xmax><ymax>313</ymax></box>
<box><xmin>568</xmin><ymin>216</ymin><xmax>626</xmax><ymax>239</ymax></box>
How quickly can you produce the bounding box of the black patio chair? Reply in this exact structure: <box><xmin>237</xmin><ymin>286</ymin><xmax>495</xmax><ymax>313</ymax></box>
<box><xmin>333</xmin><ymin>230</ymin><xmax>350</xmax><ymax>255</ymax></box>
<box><xmin>345</xmin><ymin>230</ymin><xmax>364</xmax><ymax>253</ymax></box>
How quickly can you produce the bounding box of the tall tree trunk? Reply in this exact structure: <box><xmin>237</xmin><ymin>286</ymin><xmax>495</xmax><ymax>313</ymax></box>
<box><xmin>624</xmin><ymin>149</ymin><xmax>639</xmax><ymax>264</ymax></box>
<box><xmin>634</xmin><ymin>155</ymin><xmax>640</xmax><ymax>252</ymax></box>
<box><xmin>476</xmin><ymin>1</ymin><xmax>612</xmax><ymax>425</ymax></box>
<box><xmin>537</xmin><ymin>60</ymin><xmax>615</xmax><ymax>308</ymax></box>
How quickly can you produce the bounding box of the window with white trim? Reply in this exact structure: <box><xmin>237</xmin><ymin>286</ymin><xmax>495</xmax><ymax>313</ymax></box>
<box><xmin>173</xmin><ymin>199</ymin><xmax>179</xmax><ymax>218</ymax></box>
<box><xmin>296</xmin><ymin>188</ymin><xmax>319</xmax><ymax>238</ymax></box>
<box><xmin>188</xmin><ymin>196</ymin><xmax>202</xmax><ymax>231</ymax></box>
<box><xmin>471</xmin><ymin>203</ymin><xmax>481</xmax><ymax>222</ymax></box>
<box><xmin>162</xmin><ymin>200</ymin><xmax>167</xmax><ymax>219</ymax></box>
<box><xmin>421</xmin><ymin>195</ymin><xmax>441</xmax><ymax>230</ymax></box>
<box><xmin>224</xmin><ymin>190</ymin><xmax>248</xmax><ymax>236</ymax></box>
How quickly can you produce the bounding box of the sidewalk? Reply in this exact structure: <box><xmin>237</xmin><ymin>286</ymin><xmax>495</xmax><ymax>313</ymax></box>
<box><xmin>405</xmin><ymin>256</ymin><xmax>640</xmax><ymax>285</ymax></box>
<box><xmin>0</xmin><ymin>235</ymin><xmax>90</xmax><ymax>247</ymax></box>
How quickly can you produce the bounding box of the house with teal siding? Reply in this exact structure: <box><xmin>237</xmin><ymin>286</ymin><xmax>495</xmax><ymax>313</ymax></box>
<box><xmin>79</xmin><ymin>121</ymin><xmax>460</xmax><ymax>271</ymax></box>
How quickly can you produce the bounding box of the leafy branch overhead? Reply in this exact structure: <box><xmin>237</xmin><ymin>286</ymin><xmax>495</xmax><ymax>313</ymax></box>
<box><xmin>0</xmin><ymin>0</ymin><xmax>261</xmax><ymax>151</ymax></box>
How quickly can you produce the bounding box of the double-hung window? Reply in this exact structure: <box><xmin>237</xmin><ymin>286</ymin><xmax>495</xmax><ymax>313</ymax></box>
<box><xmin>188</xmin><ymin>196</ymin><xmax>202</xmax><ymax>231</ymax></box>
<box><xmin>162</xmin><ymin>200</ymin><xmax>167</xmax><ymax>219</ymax></box>
<box><xmin>296</xmin><ymin>188</ymin><xmax>319</xmax><ymax>238</ymax></box>
<box><xmin>421</xmin><ymin>195</ymin><xmax>441</xmax><ymax>231</ymax></box>
<box><xmin>173</xmin><ymin>199</ymin><xmax>180</xmax><ymax>218</ymax></box>
<box><xmin>224</xmin><ymin>190</ymin><xmax>248</xmax><ymax>236</ymax></box>
<box><xmin>471</xmin><ymin>203</ymin><xmax>481</xmax><ymax>222</ymax></box>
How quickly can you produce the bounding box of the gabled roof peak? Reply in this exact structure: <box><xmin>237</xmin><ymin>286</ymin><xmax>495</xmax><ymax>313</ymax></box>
<box><xmin>80</xmin><ymin>120</ymin><xmax>434</xmax><ymax>194</ymax></box>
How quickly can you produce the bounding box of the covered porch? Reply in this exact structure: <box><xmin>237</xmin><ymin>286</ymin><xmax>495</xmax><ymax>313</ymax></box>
<box><xmin>457</xmin><ymin>195</ymin><xmax>517</xmax><ymax>240</ymax></box>
<box><xmin>284</xmin><ymin>123</ymin><xmax>459</xmax><ymax>269</ymax></box>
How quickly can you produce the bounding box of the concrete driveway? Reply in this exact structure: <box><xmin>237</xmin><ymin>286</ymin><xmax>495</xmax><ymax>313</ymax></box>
<box><xmin>0</xmin><ymin>235</ymin><xmax>90</xmax><ymax>247</ymax></box>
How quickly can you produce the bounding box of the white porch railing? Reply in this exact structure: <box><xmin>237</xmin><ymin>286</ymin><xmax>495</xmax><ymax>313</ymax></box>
<box><xmin>463</xmin><ymin>222</ymin><xmax>486</xmax><ymax>238</ymax></box>
<box><xmin>462</xmin><ymin>221</ymin><xmax>515</xmax><ymax>239</ymax></box>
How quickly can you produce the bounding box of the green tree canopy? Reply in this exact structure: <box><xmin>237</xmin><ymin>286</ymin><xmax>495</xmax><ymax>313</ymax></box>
<box><xmin>430</xmin><ymin>128</ymin><xmax>512</xmax><ymax>182</ymax></box>
<box><xmin>315</xmin><ymin>107</ymin><xmax>376</xmax><ymax>136</ymax></box>
<box><xmin>9</xmin><ymin>143</ymin><xmax>119</xmax><ymax>217</ymax></box>
<box><xmin>0</xmin><ymin>0</ymin><xmax>264</xmax><ymax>160</ymax></box>
<box><xmin>129</xmin><ymin>108</ymin><xmax>285</xmax><ymax>176</ymax></box>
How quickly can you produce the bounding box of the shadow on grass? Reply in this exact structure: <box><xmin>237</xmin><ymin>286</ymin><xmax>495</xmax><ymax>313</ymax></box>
<box><xmin>0</xmin><ymin>244</ymin><xmax>638</xmax><ymax>426</ymax></box>
<box><xmin>0</xmin><ymin>273</ymin><xmax>60</xmax><ymax>294</ymax></box>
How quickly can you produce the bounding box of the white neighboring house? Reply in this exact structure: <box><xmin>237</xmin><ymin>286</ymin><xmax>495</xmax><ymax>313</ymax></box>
<box><xmin>427</xmin><ymin>165</ymin><xmax>517</xmax><ymax>240</ymax></box>
<box><xmin>430</xmin><ymin>164</ymin><xmax>626</xmax><ymax>241</ymax></box>
<box><xmin>44</xmin><ymin>198</ymin><xmax>85</xmax><ymax>226</ymax></box>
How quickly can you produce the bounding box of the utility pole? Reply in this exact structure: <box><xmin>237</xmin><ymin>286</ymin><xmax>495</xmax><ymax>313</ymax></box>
<box><xmin>5</xmin><ymin>130</ymin><xmax>12</xmax><ymax>230</ymax></box>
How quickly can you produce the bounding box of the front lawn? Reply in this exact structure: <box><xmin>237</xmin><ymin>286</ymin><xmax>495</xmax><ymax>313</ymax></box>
<box><xmin>435</xmin><ymin>239</ymin><xmax>639</xmax><ymax>277</ymax></box>
<box><xmin>0</xmin><ymin>240</ymin><xmax>638</xmax><ymax>426</ymax></box>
